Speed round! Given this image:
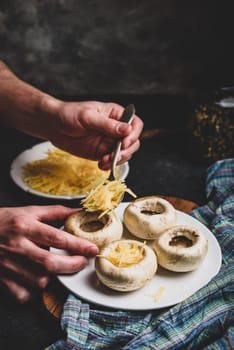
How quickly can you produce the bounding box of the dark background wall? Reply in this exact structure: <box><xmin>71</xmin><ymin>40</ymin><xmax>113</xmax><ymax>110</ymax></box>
<box><xmin>0</xmin><ymin>0</ymin><xmax>233</xmax><ymax>98</ymax></box>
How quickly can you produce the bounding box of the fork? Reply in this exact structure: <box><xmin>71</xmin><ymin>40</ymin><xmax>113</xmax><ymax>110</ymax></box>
<box><xmin>108</xmin><ymin>104</ymin><xmax>135</xmax><ymax>181</ymax></box>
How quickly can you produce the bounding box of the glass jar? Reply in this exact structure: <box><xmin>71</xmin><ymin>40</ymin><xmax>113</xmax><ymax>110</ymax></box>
<box><xmin>189</xmin><ymin>87</ymin><xmax>234</xmax><ymax>163</ymax></box>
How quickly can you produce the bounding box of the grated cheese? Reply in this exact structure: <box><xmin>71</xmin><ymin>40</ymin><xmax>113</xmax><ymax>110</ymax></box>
<box><xmin>97</xmin><ymin>241</ymin><xmax>146</xmax><ymax>267</ymax></box>
<box><xmin>22</xmin><ymin>148</ymin><xmax>109</xmax><ymax>195</ymax></box>
<box><xmin>147</xmin><ymin>287</ymin><xmax>165</xmax><ymax>302</ymax></box>
<box><xmin>81</xmin><ymin>178</ymin><xmax>136</xmax><ymax>217</ymax></box>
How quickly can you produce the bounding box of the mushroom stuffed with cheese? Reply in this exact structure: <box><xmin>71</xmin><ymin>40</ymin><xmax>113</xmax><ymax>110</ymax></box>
<box><xmin>64</xmin><ymin>209</ymin><xmax>123</xmax><ymax>248</ymax></box>
<box><xmin>123</xmin><ymin>196</ymin><xmax>177</xmax><ymax>240</ymax></box>
<box><xmin>152</xmin><ymin>225</ymin><xmax>208</xmax><ymax>272</ymax></box>
<box><xmin>95</xmin><ymin>239</ymin><xmax>157</xmax><ymax>291</ymax></box>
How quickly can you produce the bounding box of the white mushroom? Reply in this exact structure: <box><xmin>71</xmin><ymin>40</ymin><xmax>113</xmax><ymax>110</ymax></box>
<box><xmin>64</xmin><ymin>209</ymin><xmax>123</xmax><ymax>248</ymax></box>
<box><xmin>95</xmin><ymin>239</ymin><xmax>157</xmax><ymax>291</ymax></box>
<box><xmin>123</xmin><ymin>196</ymin><xmax>177</xmax><ymax>239</ymax></box>
<box><xmin>152</xmin><ymin>225</ymin><xmax>208</xmax><ymax>272</ymax></box>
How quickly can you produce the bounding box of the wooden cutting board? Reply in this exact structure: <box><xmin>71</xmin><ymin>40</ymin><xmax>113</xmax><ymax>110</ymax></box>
<box><xmin>42</xmin><ymin>196</ymin><xmax>198</xmax><ymax>319</ymax></box>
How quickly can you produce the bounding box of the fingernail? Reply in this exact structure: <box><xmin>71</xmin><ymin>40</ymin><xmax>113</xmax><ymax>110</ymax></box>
<box><xmin>123</xmin><ymin>139</ymin><xmax>131</xmax><ymax>149</ymax></box>
<box><xmin>38</xmin><ymin>276</ymin><xmax>50</xmax><ymax>289</ymax></box>
<box><xmin>87</xmin><ymin>246</ymin><xmax>99</xmax><ymax>257</ymax></box>
<box><xmin>117</xmin><ymin>123</ymin><xmax>129</xmax><ymax>134</ymax></box>
<box><xmin>79</xmin><ymin>258</ymin><xmax>88</xmax><ymax>270</ymax></box>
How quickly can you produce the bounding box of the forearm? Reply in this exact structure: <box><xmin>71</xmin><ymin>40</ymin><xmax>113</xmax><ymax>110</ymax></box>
<box><xmin>0</xmin><ymin>61</ymin><xmax>60</xmax><ymax>139</ymax></box>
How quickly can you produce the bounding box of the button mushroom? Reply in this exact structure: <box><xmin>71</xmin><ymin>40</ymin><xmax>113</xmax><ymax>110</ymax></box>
<box><xmin>123</xmin><ymin>196</ymin><xmax>177</xmax><ymax>239</ymax></box>
<box><xmin>64</xmin><ymin>209</ymin><xmax>123</xmax><ymax>248</ymax></box>
<box><xmin>152</xmin><ymin>225</ymin><xmax>208</xmax><ymax>272</ymax></box>
<box><xmin>95</xmin><ymin>239</ymin><xmax>157</xmax><ymax>291</ymax></box>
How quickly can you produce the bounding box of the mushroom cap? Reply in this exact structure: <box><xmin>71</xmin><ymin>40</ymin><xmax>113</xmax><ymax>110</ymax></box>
<box><xmin>64</xmin><ymin>209</ymin><xmax>123</xmax><ymax>247</ymax></box>
<box><xmin>123</xmin><ymin>196</ymin><xmax>177</xmax><ymax>239</ymax></box>
<box><xmin>95</xmin><ymin>239</ymin><xmax>157</xmax><ymax>291</ymax></box>
<box><xmin>152</xmin><ymin>225</ymin><xmax>208</xmax><ymax>272</ymax></box>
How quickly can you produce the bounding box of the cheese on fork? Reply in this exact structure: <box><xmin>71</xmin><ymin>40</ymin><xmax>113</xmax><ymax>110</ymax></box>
<box><xmin>81</xmin><ymin>178</ymin><xmax>136</xmax><ymax>217</ymax></box>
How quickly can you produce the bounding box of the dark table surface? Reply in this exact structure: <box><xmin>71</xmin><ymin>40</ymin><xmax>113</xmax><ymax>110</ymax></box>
<box><xmin>0</xmin><ymin>95</ymin><xmax>209</xmax><ymax>349</ymax></box>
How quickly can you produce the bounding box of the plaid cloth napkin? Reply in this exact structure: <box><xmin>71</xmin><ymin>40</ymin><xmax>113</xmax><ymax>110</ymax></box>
<box><xmin>46</xmin><ymin>159</ymin><xmax>234</xmax><ymax>350</ymax></box>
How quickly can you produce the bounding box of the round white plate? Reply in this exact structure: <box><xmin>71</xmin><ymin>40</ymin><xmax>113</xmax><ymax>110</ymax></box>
<box><xmin>10</xmin><ymin>141</ymin><xmax>129</xmax><ymax>200</ymax></box>
<box><xmin>51</xmin><ymin>202</ymin><xmax>222</xmax><ymax>311</ymax></box>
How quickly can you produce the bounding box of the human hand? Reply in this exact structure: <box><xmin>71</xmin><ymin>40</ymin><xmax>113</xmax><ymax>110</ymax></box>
<box><xmin>44</xmin><ymin>100</ymin><xmax>144</xmax><ymax>170</ymax></box>
<box><xmin>0</xmin><ymin>205</ymin><xmax>99</xmax><ymax>303</ymax></box>
<box><xmin>0</xmin><ymin>64</ymin><xmax>143</xmax><ymax>169</ymax></box>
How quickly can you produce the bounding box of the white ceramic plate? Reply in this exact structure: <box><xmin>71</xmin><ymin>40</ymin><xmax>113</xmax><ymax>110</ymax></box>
<box><xmin>50</xmin><ymin>202</ymin><xmax>222</xmax><ymax>311</ymax></box>
<box><xmin>10</xmin><ymin>141</ymin><xmax>129</xmax><ymax>200</ymax></box>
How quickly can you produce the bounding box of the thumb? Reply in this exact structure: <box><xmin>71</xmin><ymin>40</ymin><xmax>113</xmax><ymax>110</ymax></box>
<box><xmin>34</xmin><ymin>205</ymin><xmax>79</xmax><ymax>222</ymax></box>
<box><xmin>80</xmin><ymin>112</ymin><xmax>132</xmax><ymax>138</ymax></box>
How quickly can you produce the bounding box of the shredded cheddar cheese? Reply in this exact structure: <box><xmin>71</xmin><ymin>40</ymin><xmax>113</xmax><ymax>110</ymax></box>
<box><xmin>81</xmin><ymin>179</ymin><xmax>136</xmax><ymax>217</ymax></box>
<box><xmin>147</xmin><ymin>287</ymin><xmax>165</xmax><ymax>302</ymax></box>
<box><xmin>22</xmin><ymin>148</ymin><xmax>109</xmax><ymax>196</ymax></box>
<box><xmin>98</xmin><ymin>241</ymin><xmax>146</xmax><ymax>267</ymax></box>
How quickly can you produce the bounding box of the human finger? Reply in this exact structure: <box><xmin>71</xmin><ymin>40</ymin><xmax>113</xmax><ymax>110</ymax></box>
<box><xmin>98</xmin><ymin>139</ymin><xmax>141</xmax><ymax>170</ymax></box>
<box><xmin>79</xmin><ymin>109</ymin><xmax>132</xmax><ymax>138</ymax></box>
<box><xmin>18</xmin><ymin>239</ymin><xmax>89</xmax><ymax>274</ymax></box>
<box><xmin>28</xmin><ymin>205</ymin><xmax>79</xmax><ymax>222</ymax></box>
<box><xmin>0</xmin><ymin>251</ymin><xmax>50</xmax><ymax>289</ymax></box>
<box><xmin>0</xmin><ymin>275</ymin><xmax>34</xmax><ymax>303</ymax></box>
<box><xmin>121</xmin><ymin>115</ymin><xmax>144</xmax><ymax>149</ymax></box>
<box><xmin>25</xmin><ymin>222</ymin><xmax>99</xmax><ymax>257</ymax></box>
<box><xmin>118</xmin><ymin>139</ymin><xmax>141</xmax><ymax>164</ymax></box>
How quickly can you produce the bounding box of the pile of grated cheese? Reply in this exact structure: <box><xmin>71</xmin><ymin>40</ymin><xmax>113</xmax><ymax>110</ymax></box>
<box><xmin>98</xmin><ymin>241</ymin><xmax>146</xmax><ymax>267</ymax></box>
<box><xmin>22</xmin><ymin>148</ymin><xmax>109</xmax><ymax>196</ymax></box>
<box><xmin>81</xmin><ymin>178</ymin><xmax>136</xmax><ymax>217</ymax></box>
